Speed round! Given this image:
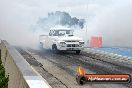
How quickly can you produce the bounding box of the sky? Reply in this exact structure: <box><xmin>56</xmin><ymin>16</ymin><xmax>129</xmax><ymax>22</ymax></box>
<box><xmin>0</xmin><ymin>0</ymin><xmax>132</xmax><ymax>48</ymax></box>
<box><xmin>0</xmin><ymin>0</ymin><xmax>113</xmax><ymax>25</ymax></box>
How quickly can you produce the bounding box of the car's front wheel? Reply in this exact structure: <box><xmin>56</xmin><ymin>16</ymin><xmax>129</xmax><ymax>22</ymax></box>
<box><xmin>76</xmin><ymin>50</ymin><xmax>81</xmax><ymax>54</ymax></box>
<box><xmin>52</xmin><ymin>44</ymin><xmax>60</xmax><ymax>54</ymax></box>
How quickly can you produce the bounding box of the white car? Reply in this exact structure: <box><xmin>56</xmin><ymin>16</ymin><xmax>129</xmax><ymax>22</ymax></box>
<box><xmin>39</xmin><ymin>28</ymin><xmax>85</xmax><ymax>54</ymax></box>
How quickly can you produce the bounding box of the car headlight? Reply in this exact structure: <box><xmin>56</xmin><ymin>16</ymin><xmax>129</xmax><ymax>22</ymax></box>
<box><xmin>79</xmin><ymin>41</ymin><xmax>85</xmax><ymax>45</ymax></box>
<box><xmin>60</xmin><ymin>42</ymin><xmax>66</xmax><ymax>44</ymax></box>
<box><xmin>59</xmin><ymin>41</ymin><xmax>66</xmax><ymax>46</ymax></box>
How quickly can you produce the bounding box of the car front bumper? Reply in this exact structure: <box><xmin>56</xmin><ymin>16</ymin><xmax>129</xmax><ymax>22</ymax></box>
<box><xmin>57</xmin><ymin>46</ymin><xmax>84</xmax><ymax>51</ymax></box>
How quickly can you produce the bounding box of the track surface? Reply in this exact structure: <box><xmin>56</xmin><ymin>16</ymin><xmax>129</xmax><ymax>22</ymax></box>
<box><xmin>17</xmin><ymin>47</ymin><xmax>132</xmax><ymax>88</ymax></box>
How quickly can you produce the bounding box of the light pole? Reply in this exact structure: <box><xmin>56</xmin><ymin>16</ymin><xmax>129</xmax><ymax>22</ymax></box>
<box><xmin>85</xmin><ymin>4</ymin><xmax>88</xmax><ymax>47</ymax></box>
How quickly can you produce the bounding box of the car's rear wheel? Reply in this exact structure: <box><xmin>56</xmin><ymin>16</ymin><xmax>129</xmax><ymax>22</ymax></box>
<box><xmin>39</xmin><ymin>42</ymin><xmax>43</xmax><ymax>49</ymax></box>
<box><xmin>76</xmin><ymin>50</ymin><xmax>81</xmax><ymax>54</ymax></box>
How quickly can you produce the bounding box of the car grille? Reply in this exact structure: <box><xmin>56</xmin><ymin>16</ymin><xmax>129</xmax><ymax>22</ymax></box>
<box><xmin>67</xmin><ymin>44</ymin><xmax>79</xmax><ymax>47</ymax></box>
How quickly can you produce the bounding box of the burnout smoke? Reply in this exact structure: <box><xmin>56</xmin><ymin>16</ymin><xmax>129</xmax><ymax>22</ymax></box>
<box><xmin>0</xmin><ymin>0</ymin><xmax>132</xmax><ymax>48</ymax></box>
<box><xmin>86</xmin><ymin>0</ymin><xmax>132</xmax><ymax>47</ymax></box>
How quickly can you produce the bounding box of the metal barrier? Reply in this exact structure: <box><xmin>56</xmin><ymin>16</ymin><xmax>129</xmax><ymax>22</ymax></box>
<box><xmin>85</xmin><ymin>48</ymin><xmax>132</xmax><ymax>69</ymax></box>
<box><xmin>0</xmin><ymin>40</ymin><xmax>51</xmax><ymax>88</ymax></box>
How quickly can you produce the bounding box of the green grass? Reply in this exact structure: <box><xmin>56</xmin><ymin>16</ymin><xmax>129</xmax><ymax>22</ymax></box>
<box><xmin>0</xmin><ymin>50</ymin><xmax>8</xmax><ymax>88</ymax></box>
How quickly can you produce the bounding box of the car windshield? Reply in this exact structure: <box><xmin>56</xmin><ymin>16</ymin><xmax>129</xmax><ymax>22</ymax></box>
<box><xmin>52</xmin><ymin>30</ymin><xmax>73</xmax><ymax>36</ymax></box>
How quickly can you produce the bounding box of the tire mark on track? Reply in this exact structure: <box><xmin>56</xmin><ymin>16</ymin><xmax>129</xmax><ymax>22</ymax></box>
<box><xmin>27</xmin><ymin>48</ymin><xmax>131</xmax><ymax>88</ymax></box>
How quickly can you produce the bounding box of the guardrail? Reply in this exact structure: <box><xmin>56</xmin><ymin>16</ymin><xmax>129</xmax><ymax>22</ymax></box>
<box><xmin>0</xmin><ymin>40</ymin><xmax>51</xmax><ymax>88</ymax></box>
